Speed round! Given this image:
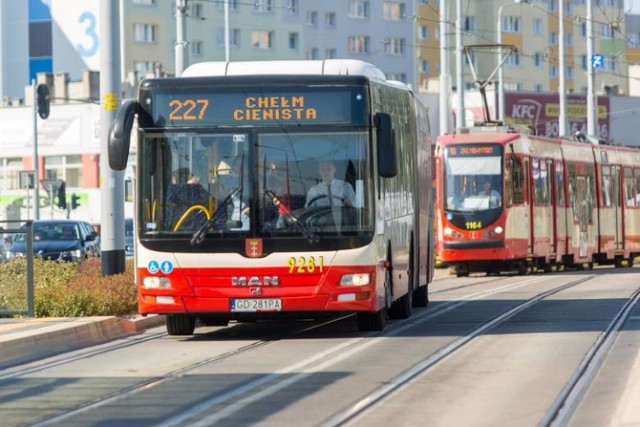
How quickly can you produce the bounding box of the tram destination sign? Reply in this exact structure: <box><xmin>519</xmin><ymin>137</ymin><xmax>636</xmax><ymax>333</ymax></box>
<box><xmin>447</xmin><ymin>144</ymin><xmax>501</xmax><ymax>157</ymax></box>
<box><xmin>144</xmin><ymin>87</ymin><xmax>368</xmax><ymax>127</ymax></box>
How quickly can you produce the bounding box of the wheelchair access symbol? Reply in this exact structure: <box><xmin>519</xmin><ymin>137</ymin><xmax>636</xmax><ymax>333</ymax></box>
<box><xmin>147</xmin><ymin>260</ymin><xmax>160</xmax><ymax>274</ymax></box>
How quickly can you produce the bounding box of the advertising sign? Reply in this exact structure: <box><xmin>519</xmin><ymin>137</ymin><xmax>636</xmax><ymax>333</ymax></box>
<box><xmin>504</xmin><ymin>93</ymin><xmax>610</xmax><ymax>139</ymax></box>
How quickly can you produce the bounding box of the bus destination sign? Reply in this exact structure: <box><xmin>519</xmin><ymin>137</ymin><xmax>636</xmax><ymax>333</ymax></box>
<box><xmin>148</xmin><ymin>89</ymin><xmax>366</xmax><ymax>127</ymax></box>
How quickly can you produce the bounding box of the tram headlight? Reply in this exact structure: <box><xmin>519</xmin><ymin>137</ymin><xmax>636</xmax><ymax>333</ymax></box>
<box><xmin>142</xmin><ymin>276</ymin><xmax>172</xmax><ymax>289</ymax></box>
<box><xmin>443</xmin><ymin>227</ymin><xmax>464</xmax><ymax>238</ymax></box>
<box><xmin>340</xmin><ymin>273</ymin><xmax>371</xmax><ymax>286</ymax></box>
<box><xmin>483</xmin><ymin>226</ymin><xmax>504</xmax><ymax>237</ymax></box>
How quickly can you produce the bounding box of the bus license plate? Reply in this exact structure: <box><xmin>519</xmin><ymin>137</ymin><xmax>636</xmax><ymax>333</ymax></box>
<box><xmin>231</xmin><ymin>298</ymin><xmax>282</xmax><ymax>312</ymax></box>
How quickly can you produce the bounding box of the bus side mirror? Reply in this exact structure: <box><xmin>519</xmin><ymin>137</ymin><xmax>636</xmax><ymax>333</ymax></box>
<box><xmin>375</xmin><ymin>112</ymin><xmax>397</xmax><ymax>178</ymax></box>
<box><xmin>108</xmin><ymin>100</ymin><xmax>138</xmax><ymax>171</ymax></box>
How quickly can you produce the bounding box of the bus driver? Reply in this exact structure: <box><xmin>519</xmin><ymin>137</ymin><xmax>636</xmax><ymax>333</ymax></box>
<box><xmin>305</xmin><ymin>161</ymin><xmax>356</xmax><ymax>208</ymax></box>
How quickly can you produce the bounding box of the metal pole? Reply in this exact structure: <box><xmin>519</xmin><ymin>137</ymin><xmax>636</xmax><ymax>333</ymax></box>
<box><xmin>497</xmin><ymin>5</ymin><xmax>505</xmax><ymax>123</ymax></box>
<box><xmin>175</xmin><ymin>0</ymin><xmax>187</xmax><ymax>76</ymax></box>
<box><xmin>455</xmin><ymin>0</ymin><xmax>465</xmax><ymax>130</ymax></box>
<box><xmin>224</xmin><ymin>0</ymin><xmax>230</xmax><ymax>62</ymax></box>
<box><xmin>586</xmin><ymin>0</ymin><xmax>597</xmax><ymax>137</ymax></box>
<box><xmin>439</xmin><ymin>0</ymin><xmax>450</xmax><ymax>134</ymax></box>
<box><xmin>100</xmin><ymin>0</ymin><xmax>125</xmax><ymax>275</ymax></box>
<box><xmin>119</xmin><ymin>0</ymin><xmax>126</xmax><ymax>84</ymax></box>
<box><xmin>32</xmin><ymin>79</ymin><xmax>40</xmax><ymax>220</ymax></box>
<box><xmin>26</xmin><ymin>221</ymin><xmax>34</xmax><ymax>317</ymax></box>
<box><xmin>559</xmin><ymin>0</ymin><xmax>567</xmax><ymax>136</ymax></box>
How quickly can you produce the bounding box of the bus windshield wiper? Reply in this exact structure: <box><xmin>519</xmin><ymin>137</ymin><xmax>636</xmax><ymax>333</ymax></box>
<box><xmin>190</xmin><ymin>186</ymin><xmax>242</xmax><ymax>246</ymax></box>
<box><xmin>264</xmin><ymin>189</ymin><xmax>319</xmax><ymax>244</ymax></box>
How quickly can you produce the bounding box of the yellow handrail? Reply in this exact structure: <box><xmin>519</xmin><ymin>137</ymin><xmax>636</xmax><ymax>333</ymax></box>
<box><xmin>173</xmin><ymin>205</ymin><xmax>211</xmax><ymax>232</ymax></box>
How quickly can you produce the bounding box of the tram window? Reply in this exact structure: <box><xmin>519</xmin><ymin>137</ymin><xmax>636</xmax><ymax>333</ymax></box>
<box><xmin>624</xmin><ymin>167</ymin><xmax>635</xmax><ymax>207</ymax></box>
<box><xmin>510</xmin><ymin>156</ymin><xmax>524</xmax><ymax>204</ymax></box>
<box><xmin>533</xmin><ymin>158</ymin><xmax>550</xmax><ymax>205</ymax></box>
<box><xmin>635</xmin><ymin>169</ymin><xmax>640</xmax><ymax>206</ymax></box>
<box><xmin>602</xmin><ymin>165</ymin><xmax>612</xmax><ymax>208</ymax></box>
<box><xmin>555</xmin><ymin>161</ymin><xmax>565</xmax><ymax>207</ymax></box>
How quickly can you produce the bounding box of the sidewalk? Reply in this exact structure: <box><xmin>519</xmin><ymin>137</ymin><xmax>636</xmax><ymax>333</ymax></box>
<box><xmin>0</xmin><ymin>315</ymin><xmax>165</xmax><ymax>369</ymax></box>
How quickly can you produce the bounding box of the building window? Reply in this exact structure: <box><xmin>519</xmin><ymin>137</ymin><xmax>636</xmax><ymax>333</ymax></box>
<box><xmin>383</xmin><ymin>2</ymin><xmax>405</xmax><ymax>20</ymax></box>
<box><xmin>0</xmin><ymin>158</ymin><xmax>22</xmax><ymax>190</ymax></box>
<box><xmin>288</xmin><ymin>32</ymin><xmax>299</xmax><ymax>49</ymax></box>
<box><xmin>325</xmin><ymin>12</ymin><xmax>336</xmax><ymax>27</ymax></box>
<box><xmin>251</xmin><ymin>30</ymin><xmax>273</xmax><ymax>49</ymax></box>
<box><xmin>307</xmin><ymin>11</ymin><xmax>318</xmax><ymax>26</ymax></box>
<box><xmin>581</xmin><ymin>54</ymin><xmax>587</xmax><ymax>70</ymax></box>
<box><xmin>550</xmin><ymin>65</ymin><xmax>558</xmax><ymax>78</ymax></box>
<box><xmin>384</xmin><ymin>38</ymin><xmax>405</xmax><ymax>55</ymax></box>
<box><xmin>133</xmin><ymin>0</ymin><xmax>155</xmax><ymax>4</ymax></box>
<box><xmin>217</xmin><ymin>0</ymin><xmax>237</xmax><ymax>10</ymax></box>
<box><xmin>306</xmin><ymin>47</ymin><xmax>319</xmax><ymax>60</ymax></box>
<box><xmin>386</xmin><ymin>72</ymin><xmax>406</xmax><ymax>82</ymax></box>
<box><xmin>501</xmin><ymin>16</ymin><xmax>521</xmax><ymax>33</ymax></box>
<box><xmin>44</xmin><ymin>155</ymin><xmax>83</xmax><ymax>188</ymax></box>
<box><xmin>534</xmin><ymin>52</ymin><xmax>543</xmax><ymax>67</ymax></box>
<box><xmin>567</xmin><ymin>66</ymin><xmax>574</xmax><ymax>80</ymax></box>
<box><xmin>506</xmin><ymin>52</ymin><xmax>521</xmax><ymax>66</ymax></box>
<box><xmin>348</xmin><ymin>35</ymin><xmax>370</xmax><ymax>53</ymax></box>
<box><xmin>464</xmin><ymin>16</ymin><xmax>476</xmax><ymax>32</ymax></box>
<box><xmin>254</xmin><ymin>0</ymin><xmax>272</xmax><ymax>12</ymax></box>
<box><xmin>549</xmin><ymin>32</ymin><xmax>557</xmax><ymax>45</ymax></box>
<box><xmin>216</xmin><ymin>29</ymin><xmax>240</xmax><ymax>47</ymax></box>
<box><xmin>533</xmin><ymin>18</ymin><xmax>543</xmax><ymax>36</ymax></box>
<box><xmin>535</xmin><ymin>84</ymin><xmax>544</xmax><ymax>92</ymax></box>
<box><xmin>420</xmin><ymin>25</ymin><xmax>428</xmax><ymax>39</ymax></box>
<box><xmin>191</xmin><ymin>41</ymin><xmax>203</xmax><ymax>57</ymax></box>
<box><xmin>191</xmin><ymin>3</ymin><xmax>203</xmax><ymax>18</ymax></box>
<box><xmin>134</xmin><ymin>61</ymin><xmax>155</xmax><ymax>77</ymax></box>
<box><xmin>133</xmin><ymin>23</ymin><xmax>157</xmax><ymax>43</ymax></box>
<box><xmin>325</xmin><ymin>48</ymin><xmax>337</xmax><ymax>59</ymax></box>
<box><xmin>287</xmin><ymin>0</ymin><xmax>298</xmax><ymax>14</ymax></box>
<box><xmin>421</xmin><ymin>60</ymin><xmax>430</xmax><ymax>73</ymax></box>
<box><xmin>348</xmin><ymin>1</ymin><xmax>369</xmax><ymax>18</ymax></box>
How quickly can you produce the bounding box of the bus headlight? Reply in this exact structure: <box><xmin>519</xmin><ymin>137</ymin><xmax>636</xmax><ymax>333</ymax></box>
<box><xmin>142</xmin><ymin>276</ymin><xmax>172</xmax><ymax>289</ymax></box>
<box><xmin>340</xmin><ymin>273</ymin><xmax>371</xmax><ymax>286</ymax></box>
<box><xmin>483</xmin><ymin>226</ymin><xmax>504</xmax><ymax>237</ymax></box>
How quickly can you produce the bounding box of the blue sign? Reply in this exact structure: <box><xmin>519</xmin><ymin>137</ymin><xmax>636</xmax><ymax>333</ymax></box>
<box><xmin>147</xmin><ymin>260</ymin><xmax>160</xmax><ymax>274</ymax></box>
<box><xmin>160</xmin><ymin>261</ymin><xmax>174</xmax><ymax>274</ymax></box>
<box><xmin>591</xmin><ymin>54</ymin><xmax>604</xmax><ymax>69</ymax></box>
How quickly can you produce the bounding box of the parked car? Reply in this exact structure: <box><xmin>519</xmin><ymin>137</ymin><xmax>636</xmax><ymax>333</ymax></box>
<box><xmin>125</xmin><ymin>218</ymin><xmax>134</xmax><ymax>257</ymax></box>
<box><xmin>6</xmin><ymin>219</ymin><xmax>99</xmax><ymax>263</ymax></box>
<box><xmin>79</xmin><ymin>220</ymin><xmax>101</xmax><ymax>257</ymax></box>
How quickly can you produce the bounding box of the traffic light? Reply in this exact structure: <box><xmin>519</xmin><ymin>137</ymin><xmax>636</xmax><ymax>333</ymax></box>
<box><xmin>56</xmin><ymin>182</ymin><xmax>66</xmax><ymax>209</ymax></box>
<box><xmin>71</xmin><ymin>193</ymin><xmax>81</xmax><ymax>210</ymax></box>
<box><xmin>36</xmin><ymin>83</ymin><xmax>50</xmax><ymax>120</ymax></box>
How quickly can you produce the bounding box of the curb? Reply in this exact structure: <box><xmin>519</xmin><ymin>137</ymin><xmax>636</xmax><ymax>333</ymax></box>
<box><xmin>0</xmin><ymin>315</ymin><xmax>165</xmax><ymax>369</ymax></box>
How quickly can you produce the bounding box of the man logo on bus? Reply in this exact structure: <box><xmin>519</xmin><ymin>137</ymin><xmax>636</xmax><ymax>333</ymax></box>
<box><xmin>246</xmin><ymin>238</ymin><xmax>263</xmax><ymax>258</ymax></box>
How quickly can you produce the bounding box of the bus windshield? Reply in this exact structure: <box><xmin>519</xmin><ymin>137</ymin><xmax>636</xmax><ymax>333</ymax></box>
<box><xmin>138</xmin><ymin>130</ymin><xmax>373</xmax><ymax>240</ymax></box>
<box><xmin>443</xmin><ymin>144</ymin><xmax>504</xmax><ymax>212</ymax></box>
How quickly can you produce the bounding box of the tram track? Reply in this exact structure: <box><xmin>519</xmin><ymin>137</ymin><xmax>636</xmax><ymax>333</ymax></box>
<box><xmin>7</xmin><ymin>272</ymin><xmax>628</xmax><ymax>426</ymax></box>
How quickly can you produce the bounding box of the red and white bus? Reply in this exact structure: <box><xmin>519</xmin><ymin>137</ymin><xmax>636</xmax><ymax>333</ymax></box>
<box><xmin>109</xmin><ymin>60</ymin><xmax>434</xmax><ymax>335</ymax></box>
<box><xmin>434</xmin><ymin>127</ymin><xmax>640</xmax><ymax>276</ymax></box>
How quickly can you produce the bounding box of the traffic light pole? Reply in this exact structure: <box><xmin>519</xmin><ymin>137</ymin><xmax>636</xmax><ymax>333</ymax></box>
<box><xmin>32</xmin><ymin>79</ymin><xmax>40</xmax><ymax>220</ymax></box>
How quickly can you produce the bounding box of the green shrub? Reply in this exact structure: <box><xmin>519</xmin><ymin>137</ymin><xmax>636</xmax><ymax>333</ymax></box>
<box><xmin>0</xmin><ymin>257</ymin><xmax>137</xmax><ymax>318</ymax></box>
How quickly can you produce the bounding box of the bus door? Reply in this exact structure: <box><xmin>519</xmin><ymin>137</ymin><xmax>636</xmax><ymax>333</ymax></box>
<box><xmin>612</xmin><ymin>165</ymin><xmax>623</xmax><ymax>250</ymax></box>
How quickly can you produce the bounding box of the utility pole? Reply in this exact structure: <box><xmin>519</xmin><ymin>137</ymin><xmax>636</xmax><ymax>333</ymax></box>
<box><xmin>439</xmin><ymin>0</ymin><xmax>450</xmax><ymax>134</ymax></box>
<box><xmin>586</xmin><ymin>0</ymin><xmax>597</xmax><ymax>137</ymax></box>
<box><xmin>455</xmin><ymin>0</ymin><xmax>465</xmax><ymax>130</ymax></box>
<box><xmin>32</xmin><ymin>80</ymin><xmax>40</xmax><ymax>220</ymax></box>
<box><xmin>176</xmin><ymin>0</ymin><xmax>188</xmax><ymax>76</ymax></box>
<box><xmin>224</xmin><ymin>0</ymin><xmax>230</xmax><ymax>62</ymax></box>
<box><xmin>559</xmin><ymin>0</ymin><xmax>567</xmax><ymax>136</ymax></box>
<box><xmin>100</xmin><ymin>0</ymin><xmax>125</xmax><ymax>275</ymax></box>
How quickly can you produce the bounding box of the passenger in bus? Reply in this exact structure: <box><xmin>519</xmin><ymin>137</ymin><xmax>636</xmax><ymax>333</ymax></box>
<box><xmin>306</xmin><ymin>161</ymin><xmax>356</xmax><ymax>208</ymax></box>
<box><xmin>166</xmin><ymin>167</ymin><xmax>211</xmax><ymax>231</ymax></box>
<box><xmin>480</xmin><ymin>179</ymin><xmax>501</xmax><ymax>208</ymax></box>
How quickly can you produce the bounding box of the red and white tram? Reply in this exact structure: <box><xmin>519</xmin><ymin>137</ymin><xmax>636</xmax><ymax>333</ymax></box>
<box><xmin>435</xmin><ymin>127</ymin><xmax>640</xmax><ymax>276</ymax></box>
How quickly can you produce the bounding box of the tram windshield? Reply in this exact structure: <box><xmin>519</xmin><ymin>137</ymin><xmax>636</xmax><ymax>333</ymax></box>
<box><xmin>137</xmin><ymin>130</ymin><xmax>373</xmax><ymax>241</ymax></box>
<box><xmin>443</xmin><ymin>144</ymin><xmax>503</xmax><ymax>212</ymax></box>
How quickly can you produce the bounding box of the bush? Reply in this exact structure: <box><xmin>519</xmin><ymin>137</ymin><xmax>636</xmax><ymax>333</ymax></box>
<box><xmin>0</xmin><ymin>257</ymin><xmax>137</xmax><ymax>317</ymax></box>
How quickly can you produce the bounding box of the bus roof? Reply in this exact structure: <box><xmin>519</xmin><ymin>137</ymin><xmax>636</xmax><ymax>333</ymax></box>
<box><xmin>182</xmin><ymin>59</ymin><xmax>387</xmax><ymax>81</ymax></box>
